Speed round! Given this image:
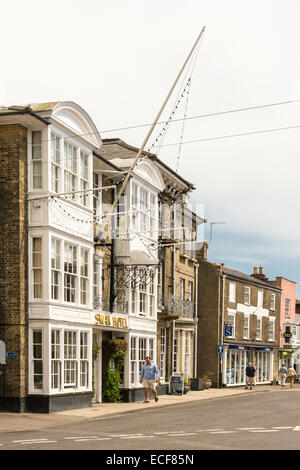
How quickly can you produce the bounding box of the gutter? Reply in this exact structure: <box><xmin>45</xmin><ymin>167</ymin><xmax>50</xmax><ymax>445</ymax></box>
<box><xmin>0</xmin><ymin>108</ymin><xmax>49</xmax><ymax>125</ymax></box>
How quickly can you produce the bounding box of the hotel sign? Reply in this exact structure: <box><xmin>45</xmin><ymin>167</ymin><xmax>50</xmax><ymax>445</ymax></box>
<box><xmin>95</xmin><ymin>314</ymin><xmax>128</xmax><ymax>329</ymax></box>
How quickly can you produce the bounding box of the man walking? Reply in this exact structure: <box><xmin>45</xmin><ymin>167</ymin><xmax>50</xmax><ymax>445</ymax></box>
<box><xmin>279</xmin><ymin>364</ymin><xmax>288</xmax><ymax>387</ymax></box>
<box><xmin>245</xmin><ymin>362</ymin><xmax>256</xmax><ymax>390</ymax></box>
<box><xmin>287</xmin><ymin>365</ymin><xmax>296</xmax><ymax>388</ymax></box>
<box><xmin>139</xmin><ymin>356</ymin><xmax>160</xmax><ymax>403</ymax></box>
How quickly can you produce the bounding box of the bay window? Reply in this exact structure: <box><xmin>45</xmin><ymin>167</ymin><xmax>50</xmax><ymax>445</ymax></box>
<box><xmin>51</xmin><ymin>238</ymin><xmax>60</xmax><ymax>300</ymax></box>
<box><xmin>51</xmin><ymin>330</ymin><xmax>61</xmax><ymax>389</ymax></box>
<box><xmin>64</xmin><ymin>331</ymin><xmax>77</xmax><ymax>388</ymax></box>
<box><xmin>64</xmin><ymin>243</ymin><xmax>77</xmax><ymax>303</ymax></box>
<box><xmin>50</xmin><ymin>133</ymin><xmax>60</xmax><ymax>192</ymax></box>
<box><xmin>80</xmin><ymin>248</ymin><xmax>89</xmax><ymax>305</ymax></box>
<box><xmin>80</xmin><ymin>151</ymin><xmax>89</xmax><ymax>206</ymax></box>
<box><xmin>64</xmin><ymin>142</ymin><xmax>77</xmax><ymax>199</ymax></box>
<box><xmin>32</xmin><ymin>131</ymin><xmax>42</xmax><ymax>189</ymax></box>
<box><xmin>33</xmin><ymin>330</ymin><xmax>43</xmax><ymax>390</ymax></box>
<box><xmin>80</xmin><ymin>332</ymin><xmax>88</xmax><ymax>387</ymax></box>
<box><xmin>32</xmin><ymin>237</ymin><xmax>43</xmax><ymax>299</ymax></box>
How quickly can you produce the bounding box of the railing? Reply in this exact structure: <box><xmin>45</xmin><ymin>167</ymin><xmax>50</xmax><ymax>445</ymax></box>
<box><xmin>93</xmin><ymin>296</ymin><xmax>129</xmax><ymax>314</ymax></box>
<box><xmin>166</xmin><ymin>294</ymin><xmax>194</xmax><ymax>318</ymax></box>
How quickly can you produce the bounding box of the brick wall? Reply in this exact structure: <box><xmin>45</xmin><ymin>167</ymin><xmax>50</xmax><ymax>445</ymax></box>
<box><xmin>0</xmin><ymin>124</ymin><xmax>28</xmax><ymax>411</ymax></box>
<box><xmin>197</xmin><ymin>261</ymin><xmax>221</xmax><ymax>386</ymax></box>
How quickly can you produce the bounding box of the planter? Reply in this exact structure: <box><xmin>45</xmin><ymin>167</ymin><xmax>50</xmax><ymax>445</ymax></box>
<box><xmin>184</xmin><ymin>385</ymin><xmax>190</xmax><ymax>394</ymax></box>
<box><xmin>190</xmin><ymin>378</ymin><xmax>205</xmax><ymax>391</ymax></box>
<box><xmin>204</xmin><ymin>380</ymin><xmax>212</xmax><ymax>389</ymax></box>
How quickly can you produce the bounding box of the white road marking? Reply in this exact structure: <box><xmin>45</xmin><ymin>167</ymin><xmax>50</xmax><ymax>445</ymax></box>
<box><xmin>210</xmin><ymin>431</ymin><xmax>237</xmax><ymax>434</ymax></box>
<box><xmin>74</xmin><ymin>438</ymin><xmax>112</xmax><ymax>442</ymax></box>
<box><xmin>272</xmin><ymin>427</ymin><xmax>293</xmax><ymax>430</ymax></box>
<box><xmin>13</xmin><ymin>439</ymin><xmax>50</xmax><ymax>443</ymax></box>
<box><xmin>249</xmin><ymin>430</ymin><xmax>279</xmax><ymax>433</ymax></box>
<box><xmin>121</xmin><ymin>435</ymin><xmax>155</xmax><ymax>439</ymax></box>
<box><xmin>237</xmin><ymin>427</ymin><xmax>265</xmax><ymax>430</ymax></box>
<box><xmin>64</xmin><ymin>436</ymin><xmax>100</xmax><ymax>440</ymax></box>
<box><xmin>166</xmin><ymin>433</ymin><xmax>198</xmax><ymax>437</ymax></box>
<box><xmin>195</xmin><ymin>429</ymin><xmax>225</xmax><ymax>432</ymax></box>
<box><xmin>111</xmin><ymin>433</ymin><xmax>144</xmax><ymax>437</ymax></box>
<box><xmin>293</xmin><ymin>426</ymin><xmax>300</xmax><ymax>431</ymax></box>
<box><xmin>20</xmin><ymin>440</ymin><xmax>57</xmax><ymax>444</ymax></box>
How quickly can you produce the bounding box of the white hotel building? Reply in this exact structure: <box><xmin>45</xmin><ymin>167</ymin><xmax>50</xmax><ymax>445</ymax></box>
<box><xmin>0</xmin><ymin>101</ymin><xmax>186</xmax><ymax>411</ymax></box>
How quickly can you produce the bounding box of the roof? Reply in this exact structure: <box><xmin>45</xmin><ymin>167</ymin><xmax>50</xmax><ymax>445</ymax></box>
<box><xmin>222</xmin><ymin>266</ymin><xmax>282</xmax><ymax>291</ymax></box>
<box><xmin>101</xmin><ymin>138</ymin><xmax>195</xmax><ymax>190</ymax></box>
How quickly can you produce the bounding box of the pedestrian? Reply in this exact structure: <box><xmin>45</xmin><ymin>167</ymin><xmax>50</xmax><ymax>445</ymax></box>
<box><xmin>287</xmin><ymin>365</ymin><xmax>297</xmax><ymax>388</ymax></box>
<box><xmin>245</xmin><ymin>362</ymin><xmax>256</xmax><ymax>390</ymax></box>
<box><xmin>279</xmin><ymin>364</ymin><xmax>288</xmax><ymax>387</ymax></box>
<box><xmin>139</xmin><ymin>356</ymin><xmax>160</xmax><ymax>403</ymax></box>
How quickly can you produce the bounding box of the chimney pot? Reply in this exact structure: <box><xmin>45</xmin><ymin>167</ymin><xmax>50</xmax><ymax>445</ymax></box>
<box><xmin>259</xmin><ymin>265</ymin><xmax>263</xmax><ymax>275</ymax></box>
<box><xmin>253</xmin><ymin>267</ymin><xmax>258</xmax><ymax>275</ymax></box>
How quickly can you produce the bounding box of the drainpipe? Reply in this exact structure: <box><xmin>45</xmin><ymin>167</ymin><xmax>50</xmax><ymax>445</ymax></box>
<box><xmin>194</xmin><ymin>263</ymin><xmax>199</xmax><ymax>377</ymax></box>
<box><xmin>172</xmin><ymin>246</ymin><xmax>176</xmax><ymax>374</ymax></box>
<box><xmin>220</xmin><ymin>274</ymin><xmax>226</xmax><ymax>387</ymax></box>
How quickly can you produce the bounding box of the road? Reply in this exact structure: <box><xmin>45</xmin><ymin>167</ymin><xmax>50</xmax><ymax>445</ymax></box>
<box><xmin>1</xmin><ymin>388</ymin><xmax>300</xmax><ymax>451</ymax></box>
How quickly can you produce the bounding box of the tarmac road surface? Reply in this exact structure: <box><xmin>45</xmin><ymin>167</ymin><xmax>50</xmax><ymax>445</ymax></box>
<box><xmin>1</xmin><ymin>387</ymin><xmax>300</xmax><ymax>451</ymax></box>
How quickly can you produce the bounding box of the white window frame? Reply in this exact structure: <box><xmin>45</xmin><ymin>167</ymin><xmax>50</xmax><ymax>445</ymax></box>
<box><xmin>32</xmin><ymin>329</ymin><xmax>43</xmax><ymax>391</ymax></box>
<box><xmin>285</xmin><ymin>298</ymin><xmax>291</xmax><ymax>318</ymax></box>
<box><xmin>50</xmin><ymin>133</ymin><xmax>61</xmax><ymax>193</ymax></box>
<box><xmin>227</xmin><ymin>313</ymin><xmax>236</xmax><ymax>338</ymax></box>
<box><xmin>257</xmin><ymin>289</ymin><xmax>264</xmax><ymax>308</ymax></box>
<box><xmin>268</xmin><ymin>318</ymin><xmax>275</xmax><ymax>342</ymax></box>
<box><xmin>243</xmin><ymin>315</ymin><xmax>250</xmax><ymax>340</ymax></box>
<box><xmin>160</xmin><ymin>328</ymin><xmax>166</xmax><ymax>381</ymax></box>
<box><xmin>51</xmin><ymin>238</ymin><xmax>61</xmax><ymax>301</ymax></box>
<box><xmin>64</xmin><ymin>142</ymin><xmax>77</xmax><ymax>200</ymax></box>
<box><xmin>229</xmin><ymin>281</ymin><xmax>236</xmax><ymax>303</ymax></box>
<box><xmin>244</xmin><ymin>286</ymin><xmax>251</xmax><ymax>305</ymax></box>
<box><xmin>32</xmin><ymin>130</ymin><xmax>42</xmax><ymax>189</ymax></box>
<box><xmin>32</xmin><ymin>237</ymin><xmax>43</xmax><ymax>299</ymax></box>
<box><xmin>51</xmin><ymin>329</ymin><xmax>61</xmax><ymax>391</ymax></box>
<box><xmin>256</xmin><ymin>317</ymin><xmax>262</xmax><ymax>341</ymax></box>
<box><xmin>80</xmin><ymin>248</ymin><xmax>89</xmax><ymax>306</ymax></box>
<box><xmin>270</xmin><ymin>292</ymin><xmax>276</xmax><ymax>311</ymax></box>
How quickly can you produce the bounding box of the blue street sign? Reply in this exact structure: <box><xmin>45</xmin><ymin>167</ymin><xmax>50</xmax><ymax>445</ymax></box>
<box><xmin>224</xmin><ymin>325</ymin><xmax>232</xmax><ymax>337</ymax></box>
<box><xmin>217</xmin><ymin>345</ymin><xmax>224</xmax><ymax>353</ymax></box>
<box><xmin>6</xmin><ymin>352</ymin><xmax>17</xmax><ymax>358</ymax></box>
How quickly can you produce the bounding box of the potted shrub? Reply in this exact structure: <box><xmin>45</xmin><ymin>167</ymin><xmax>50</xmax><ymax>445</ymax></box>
<box><xmin>203</xmin><ymin>374</ymin><xmax>212</xmax><ymax>389</ymax></box>
<box><xmin>183</xmin><ymin>377</ymin><xmax>190</xmax><ymax>394</ymax></box>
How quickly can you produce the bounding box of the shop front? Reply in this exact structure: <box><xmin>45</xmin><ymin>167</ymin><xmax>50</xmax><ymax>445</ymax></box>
<box><xmin>223</xmin><ymin>345</ymin><xmax>274</xmax><ymax>386</ymax></box>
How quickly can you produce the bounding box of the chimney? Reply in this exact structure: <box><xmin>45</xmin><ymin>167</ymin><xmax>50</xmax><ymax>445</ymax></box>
<box><xmin>251</xmin><ymin>265</ymin><xmax>268</xmax><ymax>281</ymax></box>
<box><xmin>221</xmin><ymin>263</ymin><xmax>224</xmax><ymax>267</ymax></box>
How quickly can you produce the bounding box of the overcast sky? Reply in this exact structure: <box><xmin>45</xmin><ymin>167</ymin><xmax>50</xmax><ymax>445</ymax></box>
<box><xmin>2</xmin><ymin>0</ymin><xmax>300</xmax><ymax>294</ymax></box>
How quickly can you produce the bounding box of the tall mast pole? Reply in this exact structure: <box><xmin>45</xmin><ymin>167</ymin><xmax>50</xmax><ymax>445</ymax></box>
<box><xmin>106</xmin><ymin>26</ymin><xmax>205</xmax><ymax>216</ymax></box>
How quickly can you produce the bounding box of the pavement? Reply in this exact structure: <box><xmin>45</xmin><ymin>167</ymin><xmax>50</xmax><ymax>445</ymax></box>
<box><xmin>0</xmin><ymin>383</ymin><xmax>298</xmax><ymax>433</ymax></box>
